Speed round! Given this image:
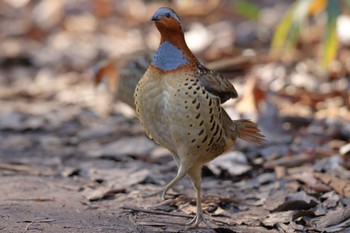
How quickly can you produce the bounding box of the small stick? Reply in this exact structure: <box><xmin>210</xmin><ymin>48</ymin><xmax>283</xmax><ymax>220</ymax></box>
<box><xmin>24</xmin><ymin>221</ymin><xmax>34</xmax><ymax>233</ymax></box>
<box><xmin>23</xmin><ymin>219</ymin><xmax>55</xmax><ymax>233</ymax></box>
<box><xmin>7</xmin><ymin>198</ymin><xmax>54</xmax><ymax>202</ymax></box>
<box><xmin>121</xmin><ymin>206</ymin><xmax>191</xmax><ymax>219</ymax></box>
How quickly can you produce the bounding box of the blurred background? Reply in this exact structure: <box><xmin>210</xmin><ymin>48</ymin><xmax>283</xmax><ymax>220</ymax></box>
<box><xmin>0</xmin><ymin>0</ymin><xmax>349</xmax><ymax>232</ymax></box>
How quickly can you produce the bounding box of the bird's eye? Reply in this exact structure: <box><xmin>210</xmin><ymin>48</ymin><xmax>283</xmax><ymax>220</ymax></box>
<box><xmin>165</xmin><ymin>13</ymin><xmax>171</xmax><ymax>18</ymax></box>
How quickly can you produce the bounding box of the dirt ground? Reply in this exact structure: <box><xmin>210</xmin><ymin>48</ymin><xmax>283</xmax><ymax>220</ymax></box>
<box><xmin>1</xmin><ymin>1</ymin><xmax>350</xmax><ymax>233</ymax></box>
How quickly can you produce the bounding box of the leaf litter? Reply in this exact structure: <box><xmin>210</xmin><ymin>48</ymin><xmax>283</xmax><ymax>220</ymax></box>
<box><xmin>0</xmin><ymin>1</ymin><xmax>350</xmax><ymax>233</ymax></box>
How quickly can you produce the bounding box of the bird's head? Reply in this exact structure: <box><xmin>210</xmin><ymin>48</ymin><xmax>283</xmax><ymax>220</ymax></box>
<box><xmin>151</xmin><ymin>7</ymin><xmax>183</xmax><ymax>33</ymax></box>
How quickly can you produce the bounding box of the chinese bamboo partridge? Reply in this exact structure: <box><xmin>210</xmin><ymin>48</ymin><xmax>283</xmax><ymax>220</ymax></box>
<box><xmin>93</xmin><ymin>55</ymin><xmax>252</xmax><ymax>110</ymax></box>
<box><xmin>134</xmin><ymin>7</ymin><xmax>265</xmax><ymax>227</ymax></box>
<box><xmin>94</xmin><ymin>52</ymin><xmax>153</xmax><ymax>108</ymax></box>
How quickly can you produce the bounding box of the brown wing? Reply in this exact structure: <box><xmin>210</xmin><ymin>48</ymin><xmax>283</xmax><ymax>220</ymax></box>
<box><xmin>195</xmin><ymin>63</ymin><xmax>238</xmax><ymax>103</ymax></box>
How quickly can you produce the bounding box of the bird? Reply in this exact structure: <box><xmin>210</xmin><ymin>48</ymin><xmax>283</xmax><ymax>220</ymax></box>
<box><xmin>134</xmin><ymin>7</ymin><xmax>265</xmax><ymax>228</ymax></box>
<box><xmin>93</xmin><ymin>52</ymin><xmax>154</xmax><ymax>109</ymax></box>
<box><xmin>93</xmin><ymin>54</ymin><xmax>253</xmax><ymax>110</ymax></box>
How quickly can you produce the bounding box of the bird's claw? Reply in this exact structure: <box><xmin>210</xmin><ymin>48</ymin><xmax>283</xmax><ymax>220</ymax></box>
<box><xmin>142</xmin><ymin>189</ymin><xmax>168</xmax><ymax>200</ymax></box>
<box><xmin>185</xmin><ymin>211</ymin><xmax>213</xmax><ymax>229</ymax></box>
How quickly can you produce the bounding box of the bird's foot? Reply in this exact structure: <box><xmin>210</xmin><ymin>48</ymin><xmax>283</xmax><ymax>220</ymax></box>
<box><xmin>142</xmin><ymin>188</ymin><xmax>169</xmax><ymax>200</ymax></box>
<box><xmin>185</xmin><ymin>210</ymin><xmax>213</xmax><ymax>229</ymax></box>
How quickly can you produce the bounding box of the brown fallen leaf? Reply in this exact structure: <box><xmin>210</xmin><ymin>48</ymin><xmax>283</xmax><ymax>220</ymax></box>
<box><xmin>264</xmin><ymin>190</ymin><xmax>318</xmax><ymax>212</ymax></box>
<box><xmin>83</xmin><ymin>184</ymin><xmax>126</xmax><ymax>201</ymax></box>
<box><xmin>293</xmin><ymin>171</ymin><xmax>331</xmax><ymax>193</ymax></box>
<box><xmin>276</xmin><ymin>191</ymin><xmax>318</xmax><ymax>211</ymax></box>
<box><xmin>276</xmin><ymin>221</ymin><xmax>305</xmax><ymax>232</ymax></box>
<box><xmin>81</xmin><ymin>167</ymin><xmax>150</xmax><ymax>201</ymax></box>
<box><xmin>61</xmin><ymin>167</ymin><xmax>80</xmax><ymax>177</ymax></box>
<box><xmin>292</xmin><ymin>209</ymin><xmax>316</xmax><ymax>221</ymax></box>
<box><xmin>264</xmin><ymin>189</ymin><xmax>290</xmax><ymax>211</ymax></box>
<box><xmin>322</xmin><ymin>191</ymin><xmax>340</xmax><ymax>208</ymax></box>
<box><xmin>261</xmin><ymin>211</ymin><xmax>294</xmax><ymax>227</ymax></box>
<box><xmin>264</xmin><ymin>153</ymin><xmax>316</xmax><ymax>169</ymax></box>
<box><xmin>230</xmin><ymin>207</ymin><xmax>269</xmax><ymax>226</ymax></box>
<box><xmin>314</xmin><ymin>172</ymin><xmax>350</xmax><ymax>198</ymax></box>
<box><xmin>207</xmin><ymin>151</ymin><xmax>252</xmax><ymax>176</ymax></box>
<box><xmin>309</xmin><ymin>206</ymin><xmax>350</xmax><ymax>232</ymax></box>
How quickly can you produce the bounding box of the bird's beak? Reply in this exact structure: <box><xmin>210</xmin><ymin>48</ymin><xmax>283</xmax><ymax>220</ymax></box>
<box><xmin>151</xmin><ymin>15</ymin><xmax>161</xmax><ymax>21</ymax></box>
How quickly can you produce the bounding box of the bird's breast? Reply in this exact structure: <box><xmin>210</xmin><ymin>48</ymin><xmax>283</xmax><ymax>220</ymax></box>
<box><xmin>134</xmin><ymin>67</ymin><xmax>176</xmax><ymax>152</ymax></box>
<box><xmin>135</xmin><ymin>67</ymin><xmax>227</xmax><ymax>160</ymax></box>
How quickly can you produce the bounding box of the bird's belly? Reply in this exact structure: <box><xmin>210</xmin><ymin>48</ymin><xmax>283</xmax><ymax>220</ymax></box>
<box><xmin>135</xmin><ymin>76</ymin><xmax>175</xmax><ymax>153</ymax></box>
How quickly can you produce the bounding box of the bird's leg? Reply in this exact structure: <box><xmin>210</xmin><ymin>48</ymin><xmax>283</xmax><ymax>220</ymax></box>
<box><xmin>143</xmin><ymin>162</ymin><xmax>188</xmax><ymax>200</ymax></box>
<box><xmin>171</xmin><ymin>154</ymin><xmax>180</xmax><ymax>168</ymax></box>
<box><xmin>185</xmin><ymin>166</ymin><xmax>213</xmax><ymax>228</ymax></box>
<box><xmin>159</xmin><ymin>163</ymin><xmax>189</xmax><ymax>200</ymax></box>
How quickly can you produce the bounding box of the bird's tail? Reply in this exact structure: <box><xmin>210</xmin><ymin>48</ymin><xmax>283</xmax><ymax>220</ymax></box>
<box><xmin>231</xmin><ymin>119</ymin><xmax>266</xmax><ymax>145</ymax></box>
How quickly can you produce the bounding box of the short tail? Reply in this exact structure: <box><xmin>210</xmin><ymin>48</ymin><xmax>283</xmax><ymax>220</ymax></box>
<box><xmin>233</xmin><ymin>119</ymin><xmax>266</xmax><ymax>145</ymax></box>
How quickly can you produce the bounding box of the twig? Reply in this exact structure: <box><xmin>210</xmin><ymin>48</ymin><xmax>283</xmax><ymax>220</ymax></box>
<box><xmin>138</xmin><ymin>220</ymin><xmax>186</xmax><ymax>226</ymax></box>
<box><xmin>0</xmin><ymin>162</ymin><xmax>35</xmax><ymax>173</ymax></box>
<box><xmin>0</xmin><ymin>162</ymin><xmax>54</xmax><ymax>176</ymax></box>
<box><xmin>121</xmin><ymin>206</ymin><xmax>191</xmax><ymax>219</ymax></box>
<box><xmin>24</xmin><ymin>221</ymin><xmax>34</xmax><ymax>233</ymax></box>
<box><xmin>23</xmin><ymin>219</ymin><xmax>55</xmax><ymax>233</ymax></box>
<box><xmin>7</xmin><ymin>198</ymin><xmax>54</xmax><ymax>202</ymax></box>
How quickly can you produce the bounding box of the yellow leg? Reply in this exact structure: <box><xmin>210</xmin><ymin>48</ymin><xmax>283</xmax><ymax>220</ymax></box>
<box><xmin>185</xmin><ymin>165</ymin><xmax>213</xmax><ymax>228</ymax></box>
<box><xmin>143</xmin><ymin>162</ymin><xmax>189</xmax><ymax>200</ymax></box>
<box><xmin>159</xmin><ymin>163</ymin><xmax>188</xmax><ymax>200</ymax></box>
